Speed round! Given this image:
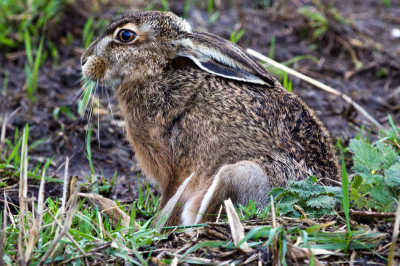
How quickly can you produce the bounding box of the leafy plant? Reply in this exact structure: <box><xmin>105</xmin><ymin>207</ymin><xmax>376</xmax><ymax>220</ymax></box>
<box><xmin>236</xmin><ymin>200</ymin><xmax>265</xmax><ymax>221</ymax></box>
<box><xmin>299</xmin><ymin>2</ymin><xmax>348</xmax><ymax>40</ymax></box>
<box><xmin>348</xmin><ymin>136</ymin><xmax>400</xmax><ymax>212</ymax></box>
<box><xmin>268</xmin><ymin>176</ymin><xmax>342</xmax><ymax>217</ymax></box>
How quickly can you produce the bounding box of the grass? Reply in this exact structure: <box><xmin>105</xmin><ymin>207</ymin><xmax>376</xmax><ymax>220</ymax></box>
<box><xmin>0</xmin><ymin>0</ymin><xmax>62</xmax><ymax>50</ymax></box>
<box><xmin>24</xmin><ymin>32</ymin><xmax>45</xmax><ymax>109</ymax></box>
<box><xmin>230</xmin><ymin>29</ymin><xmax>245</xmax><ymax>44</ymax></box>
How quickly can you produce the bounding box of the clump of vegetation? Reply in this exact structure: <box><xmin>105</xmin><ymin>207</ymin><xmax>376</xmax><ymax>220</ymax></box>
<box><xmin>268</xmin><ymin>116</ymin><xmax>400</xmax><ymax>218</ymax></box>
<box><xmin>349</xmin><ymin>119</ymin><xmax>400</xmax><ymax>212</ymax></box>
<box><xmin>299</xmin><ymin>3</ymin><xmax>348</xmax><ymax>41</ymax></box>
<box><xmin>269</xmin><ymin>176</ymin><xmax>342</xmax><ymax>217</ymax></box>
<box><xmin>0</xmin><ymin>0</ymin><xmax>63</xmax><ymax>50</ymax></box>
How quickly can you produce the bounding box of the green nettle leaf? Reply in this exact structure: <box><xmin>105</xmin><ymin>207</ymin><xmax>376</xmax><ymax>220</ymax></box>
<box><xmin>349</xmin><ymin>188</ymin><xmax>366</xmax><ymax>210</ymax></box>
<box><xmin>358</xmin><ymin>172</ymin><xmax>375</xmax><ymax>185</ymax></box>
<box><xmin>268</xmin><ymin>187</ymin><xmax>288</xmax><ymax>201</ymax></box>
<box><xmin>268</xmin><ymin>176</ymin><xmax>341</xmax><ymax>217</ymax></box>
<box><xmin>352</xmin><ymin>164</ymin><xmax>370</xmax><ymax>175</ymax></box>
<box><xmin>384</xmin><ymin>164</ymin><xmax>400</xmax><ymax>188</ymax></box>
<box><xmin>306</xmin><ymin>195</ymin><xmax>336</xmax><ymax>209</ymax></box>
<box><xmin>366</xmin><ymin>199</ymin><xmax>380</xmax><ymax>210</ymax></box>
<box><xmin>324</xmin><ymin>186</ymin><xmax>343</xmax><ymax>198</ymax></box>
<box><xmin>376</xmin><ymin>142</ymin><xmax>399</xmax><ymax>168</ymax></box>
<box><xmin>349</xmin><ymin>139</ymin><xmax>381</xmax><ymax>170</ymax></box>
<box><xmin>278</xmin><ymin>195</ymin><xmax>299</xmax><ymax>215</ymax></box>
<box><xmin>288</xmin><ymin>179</ymin><xmax>325</xmax><ymax>199</ymax></box>
<box><xmin>369</xmin><ymin>184</ymin><xmax>392</xmax><ymax>206</ymax></box>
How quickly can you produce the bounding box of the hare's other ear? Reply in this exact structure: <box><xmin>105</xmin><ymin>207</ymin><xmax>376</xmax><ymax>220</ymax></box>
<box><xmin>175</xmin><ymin>31</ymin><xmax>275</xmax><ymax>86</ymax></box>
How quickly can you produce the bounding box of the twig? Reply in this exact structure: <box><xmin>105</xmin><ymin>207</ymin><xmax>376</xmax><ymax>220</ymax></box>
<box><xmin>387</xmin><ymin>195</ymin><xmax>400</xmax><ymax>266</ymax></box>
<box><xmin>338</xmin><ymin>210</ymin><xmax>396</xmax><ymax>218</ymax></box>
<box><xmin>18</xmin><ymin>131</ymin><xmax>28</xmax><ymax>266</ymax></box>
<box><xmin>37</xmin><ymin>168</ymin><xmax>46</xmax><ymax>231</ymax></box>
<box><xmin>293</xmin><ymin>205</ymin><xmax>307</xmax><ymax>219</ymax></box>
<box><xmin>224</xmin><ymin>198</ymin><xmax>252</xmax><ymax>253</ymax></box>
<box><xmin>61</xmin><ymin>157</ymin><xmax>69</xmax><ymax>214</ymax></box>
<box><xmin>246</xmin><ymin>48</ymin><xmax>385</xmax><ymax>130</ymax></box>
<box><xmin>216</xmin><ymin>204</ymin><xmax>223</xmax><ymax>223</ymax></box>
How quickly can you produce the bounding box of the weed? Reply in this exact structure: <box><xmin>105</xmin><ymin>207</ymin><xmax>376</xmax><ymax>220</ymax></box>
<box><xmin>376</xmin><ymin>68</ymin><xmax>388</xmax><ymax>78</ymax></box>
<box><xmin>0</xmin><ymin>123</ymin><xmax>59</xmax><ymax>183</ymax></box>
<box><xmin>268</xmin><ymin>176</ymin><xmax>342</xmax><ymax>218</ymax></box>
<box><xmin>46</xmin><ymin>40</ymin><xmax>59</xmax><ymax>68</ymax></box>
<box><xmin>382</xmin><ymin>0</ymin><xmax>390</xmax><ymax>7</ymax></box>
<box><xmin>380</xmin><ymin>114</ymin><xmax>400</xmax><ymax>152</ymax></box>
<box><xmin>134</xmin><ymin>173</ymin><xmax>160</xmax><ymax>218</ymax></box>
<box><xmin>52</xmin><ymin>106</ymin><xmax>77</xmax><ymax>121</ymax></box>
<box><xmin>348</xmin><ymin>135</ymin><xmax>400</xmax><ymax>212</ymax></box>
<box><xmin>256</xmin><ymin>0</ymin><xmax>271</xmax><ymax>8</ymax></box>
<box><xmin>281</xmin><ymin>72</ymin><xmax>292</xmax><ymax>92</ymax></box>
<box><xmin>77</xmin><ymin>81</ymin><xmax>96</xmax><ymax>118</ymax></box>
<box><xmin>268</xmin><ymin>35</ymin><xmax>275</xmax><ymax>60</ymax></box>
<box><xmin>299</xmin><ymin>1</ymin><xmax>348</xmax><ymax>41</ymax></box>
<box><xmin>0</xmin><ymin>0</ymin><xmax>63</xmax><ymax>50</ymax></box>
<box><xmin>160</xmin><ymin>0</ymin><xmax>170</xmax><ymax>11</ymax></box>
<box><xmin>230</xmin><ymin>29</ymin><xmax>245</xmax><ymax>44</ymax></box>
<box><xmin>145</xmin><ymin>0</ymin><xmax>170</xmax><ymax>12</ymax></box>
<box><xmin>82</xmin><ymin>17</ymin><xmax>95</xmax><ymax>49</ymax></box>
<box><xmin>263</xmin><ymin>54</ymin><xmax>318</xmax><ymax>92</ymax></box>
<box><xmin>24</xmin><ymin>32</ymin><xmax>45</xmax><ymax>106</ymax></box>
<box><xmin>183</xmin><ymin>0</ymin><xmax>191</xmax><ymax>19</ymax></box>
<box><xmin>237</xmin><ymin>200</ymin><xmax>264</xmax><ymax>221</ymax></box>
<box><xmin>1</xmin><ymin>70</ymin><xmax>9</xmax><ymax>95</ymax></box>
<box><xmin>207</xmin><ymin>0</ymin><xmax>220</xmax><ymax>24</ymax></box>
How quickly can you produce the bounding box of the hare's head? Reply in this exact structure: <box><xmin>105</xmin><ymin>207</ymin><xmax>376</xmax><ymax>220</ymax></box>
<box><xmin>81</xmin><ymin>11</ymin><xmax>275</xmax><ymax>89</ymax></box>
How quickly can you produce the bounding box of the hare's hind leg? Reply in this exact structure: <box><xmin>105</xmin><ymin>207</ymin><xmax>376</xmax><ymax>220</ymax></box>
<box><xmin>193</xmin><ymin>161</ymin><xmax>271</xmax><ymax>224</ymax></box>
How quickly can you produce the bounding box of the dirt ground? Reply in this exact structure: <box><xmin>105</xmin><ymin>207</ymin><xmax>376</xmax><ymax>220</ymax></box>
<box><xmin>1</xmin><ymin>0</ymin><xmax>399</xmax><ymax>208</ymax></box>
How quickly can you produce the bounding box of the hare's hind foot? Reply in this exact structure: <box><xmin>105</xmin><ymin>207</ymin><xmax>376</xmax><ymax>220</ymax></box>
<box><xmin>181</xmin><ymin>161</ymin><xmax>271</xmax><ymax>225</ymax></box>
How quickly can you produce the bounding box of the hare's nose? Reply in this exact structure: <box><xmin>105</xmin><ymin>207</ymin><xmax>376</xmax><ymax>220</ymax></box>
<box><xmin>81</xmin><ymin>56</ymin><xmax>89</xmax><ymax>67</ymax></box>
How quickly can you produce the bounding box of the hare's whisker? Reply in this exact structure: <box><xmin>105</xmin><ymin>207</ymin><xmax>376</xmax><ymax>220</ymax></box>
<box><xmin>105</xmin><ymin>84</ymin><xmax>115</xmax><ymax>120</ymax></box>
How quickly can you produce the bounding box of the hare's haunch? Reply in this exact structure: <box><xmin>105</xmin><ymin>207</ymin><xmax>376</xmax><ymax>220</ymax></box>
<box><xmin>81</xmin><ymin>11</ymin><xmax>340</xmax><ymax>226</ymax></box>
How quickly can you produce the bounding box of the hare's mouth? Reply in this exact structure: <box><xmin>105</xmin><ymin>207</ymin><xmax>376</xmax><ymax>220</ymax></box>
<box><xmin>81</xmin><ymin>56</ymin><xmax>122</xmax><ymax>87</ymax></box>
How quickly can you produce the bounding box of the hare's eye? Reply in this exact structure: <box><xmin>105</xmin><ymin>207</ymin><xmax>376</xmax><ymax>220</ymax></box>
<box><xmin>117</xmin><ymin>30</ymin><xmax>136</xmax><ymax>43</ymax></box>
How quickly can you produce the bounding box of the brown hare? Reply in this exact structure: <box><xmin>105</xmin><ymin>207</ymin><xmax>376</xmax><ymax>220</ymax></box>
<box><xmin>81</xmin><ymin>11</ymin><xmax>340</xmax><ymax>226</ymax></box>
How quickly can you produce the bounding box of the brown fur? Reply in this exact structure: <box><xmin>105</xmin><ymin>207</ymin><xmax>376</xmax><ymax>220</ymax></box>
<box><xmin>81</xmin><ymin>11</ymin><xmax>340</xmax><ymax>226</ymax></box>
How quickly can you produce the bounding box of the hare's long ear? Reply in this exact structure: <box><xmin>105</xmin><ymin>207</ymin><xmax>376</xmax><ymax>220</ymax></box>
<box><xmin>175</xmin><ymin>31</ymin><xmax>275</xmax><ymax>86</ymax></box>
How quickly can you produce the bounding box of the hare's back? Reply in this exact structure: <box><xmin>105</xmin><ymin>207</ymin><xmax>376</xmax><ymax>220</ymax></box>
<box><xmin>159</xmin><ymin>67</ymin><xmax>339</xmax><ymax>186</ymax></box>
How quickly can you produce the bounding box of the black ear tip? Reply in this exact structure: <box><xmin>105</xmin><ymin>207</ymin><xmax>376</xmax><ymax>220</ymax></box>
<box><xmin>257</xmin><ymin>72</ymin><xmax>276</xmax><ymax>87</ymax></box>
<box><xmin>265</xmin><ymin>76</ymin><xmax>276</xmax><ymax>86</ymax></box>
